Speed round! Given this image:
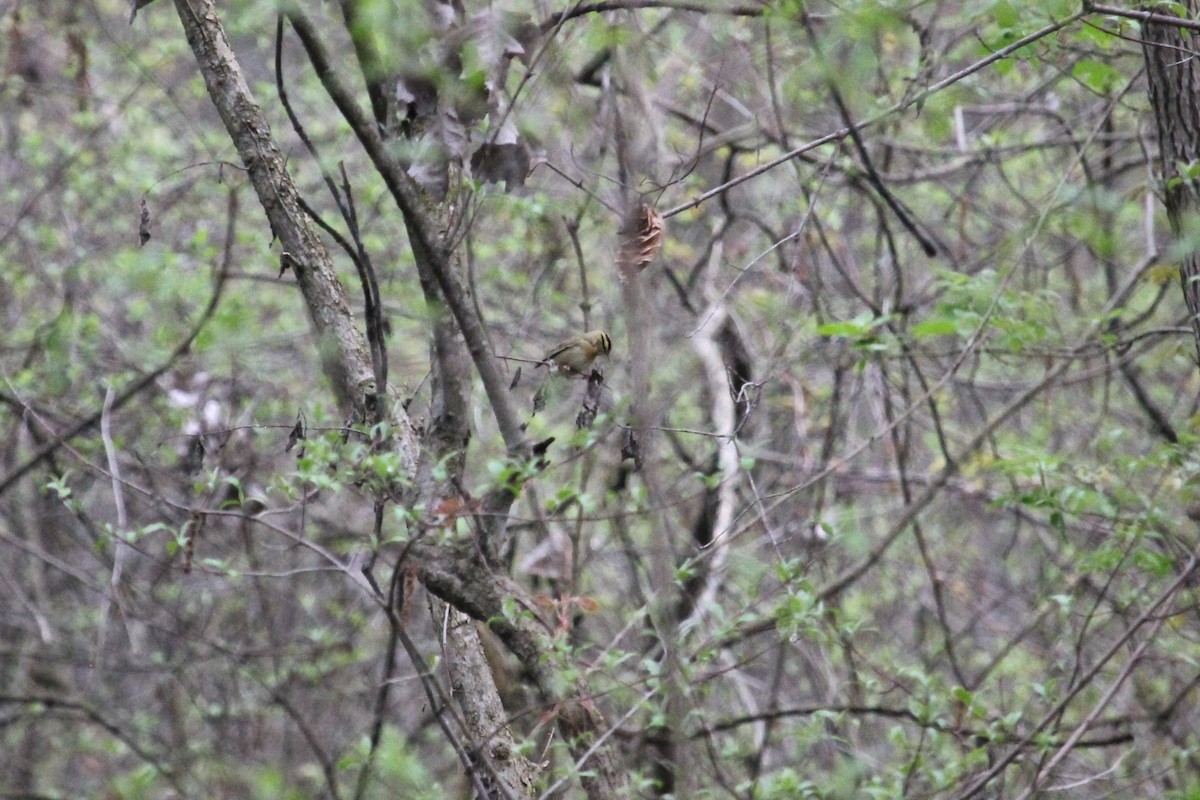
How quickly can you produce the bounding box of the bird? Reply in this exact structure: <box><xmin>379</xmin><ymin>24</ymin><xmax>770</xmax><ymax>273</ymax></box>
<box><xmin>541</xmin><ymin>330</ymin><xmax>612</xmax><ymax>374</ymax></box>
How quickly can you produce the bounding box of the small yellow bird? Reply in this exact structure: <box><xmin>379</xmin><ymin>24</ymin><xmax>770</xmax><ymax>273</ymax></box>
<box><xmin>541</xmin><ymin>330</ymin><xmax>612</xmax><ymax>374</ymax></box>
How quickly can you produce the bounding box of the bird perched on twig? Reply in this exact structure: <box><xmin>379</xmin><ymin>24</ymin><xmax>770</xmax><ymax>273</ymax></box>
<box><xmin>540</xmin><ymin>330</ymin><xmax>612</xmax><ymax>374</ymax></box>
<box><xmin>531</xmin><ymin>330</ymin><xmax>612</xmax><ymax>416</ymax></box>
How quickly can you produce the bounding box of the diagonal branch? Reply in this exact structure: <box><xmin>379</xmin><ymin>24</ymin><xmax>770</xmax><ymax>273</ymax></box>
<box><xmin>0</xmin><ymin>198</ymin><xmax>231</xmax><ymax>499</ymax></box>
<box><xmin>170</xmin><ymin>0</ymin><xmax>412</xmax><ymax>456</ymax></box>
<box><xmin>286</xmin><ymin>10</ymin><xmax>528</xmax><ymax>456</ymax></box>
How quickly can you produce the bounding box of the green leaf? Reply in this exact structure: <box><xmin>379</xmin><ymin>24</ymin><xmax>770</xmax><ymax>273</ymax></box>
<box><xmin>1072</xmin><ymin>59</ymin><xmax>1121</xmax><ymax>94</ymax></box>
<box><xmin>991</xmin><ymin>0</ymin><xmax>1018</xmax><ymax>29</ymax></box>
<box><xmin>816</xmin><ymin>320</ymin><xmax>868</xmax><ymax>338</ymax></box>
<box><xmin>910</xmin><ymin>318</ymin><xmax>958</xmax><ymax>338</ymax></box>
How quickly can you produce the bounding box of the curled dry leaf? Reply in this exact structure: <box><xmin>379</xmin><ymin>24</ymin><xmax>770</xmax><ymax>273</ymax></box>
<box><xmin>285</xmin><ymin>412</ymin><xmax>306</xmax><ymax>453</ymax></box>
<box><xmin>279</xmin><ymin>251</ymin><xmax>297</xmax><ymax>278</ymax></box>
<box><xmin>138</xmin><ymin>198</ymin><xmax>151</xmax><ymax>246</ymax></box>
<box><xmin>532</xmin><ymin>379</ymin><xmax>549</xmax><ymax>414</ymax></box>
<box><xmin>183</xmin><ymin>510</ymin><xmax>203</xmax><ymax>574</ymax></box>
<box><xmin>617</xmin><ymin>202</ymin><xmax>664</xmax><ymax>276</ymax></box>
<box><xmin>573</xmin><ymin>595</ymin><xmax>601</xmax><ymax>613</ymax></box>
<box><xmin>429</xmin><ymin>496</ymin><xmax>478</xmax><ymax>529</ymax></box>
<box><xmin>470</xmin><ymin>140</ymin><xmax>531</xmax><ymax>189</ymax></box>
<box><xmin>621</xmin><ymin>427</ymin><xmax>642</xmax><ymax>471</ymax></box>
<box><xmin>399</xmin><ymin>564</ymin><xmax>418</xmax><ymax>627</ymax></box>
<box><xmin>532</xmin><ymin>435</ymin><xmax>555</xmax><ymax>471</ymax></box>
<box><xmin>128</xmin><ymin>0</ymin><xmax>156</xmax><ymax>24</ymax></box>
<box><xmin>575</xmin><ymin>368</ymin><xmax>604</xmax><ymax>429</ymax></box>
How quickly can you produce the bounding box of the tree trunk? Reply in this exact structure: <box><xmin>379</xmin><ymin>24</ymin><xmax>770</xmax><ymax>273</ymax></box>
<box><xmin>1142</xmin><ymin>1</ymin><xmax>1200</xmax><ymax>362</ymax></box>
<box><xmin>170</xmin><ymin>0</ymin><xmax>401</xmax><ymax>430</ymax></box>
<box><xmin>171</xmin><ymin>1</ymin><xmax>630</xmax><ymax>796</ymax></box>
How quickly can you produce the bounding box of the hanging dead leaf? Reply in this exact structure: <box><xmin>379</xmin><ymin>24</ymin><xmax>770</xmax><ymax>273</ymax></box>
<box><xmin>399</xmin><ymin>564</ymin><xmax>418</xmax><ymax>628</ymax></box>
<box><xmin>428</xmin><ymin>495</ymin><xmax>480</xmax><ymax>530</ymax></box>
<box><xmin>279</xmin><ymin>251</ymin><xmax>297</xmax><ymax>278</ymax></box>
<box><xmin>532</xmin><ymin>435</ymin><xmax>555</xmax><ymax>470</ymax></box>
<box><xmin>182</xmin><ymin>434</ymin><xmax>206</xmax><ymax>474</ymax></box>
<box><xmin>618</xmin><ymin>202</ymin><xmax>664</xmax><ymax>277</ymax></box>
<box><xmin>621</xmin><ymin>427</ymin><xmax>642</xmax><ymax>471</ymax></box>
<box><xmin>470</xmin><ymin>140</ymin><xmax>531</xmax><ymax>188</ymax></box>
<box><xmin>183</xmin><ymin>510</ymin><xmax>203</xmax><ymax>574</ymax></box>
<box><xmin>286</xmin><ymin>411</ymin><xmax>306</xmax><ymax>453</ymax></box>
<box><xmin>129</xmin><ymin>0</ymin><xmax>157</xmax><ymax>24</ymax></box>
<box><xmin>138</xmin><ymin>198</ymin><xmax>151</xmax><ymax>246</ymax></box>
<box><xmin>575</xmin><ymin>369</ymin><xmax>604</xmax><ymax>429</ymax></box>
<box><xmin>532</xmin><ymin>381</ymin><xmax>548</xmax><ymax>414</ymax></box>
<box><xmin>573</xmin><ymin>595</ymin><xmax>601</xmax><ymax>613</ymax></box>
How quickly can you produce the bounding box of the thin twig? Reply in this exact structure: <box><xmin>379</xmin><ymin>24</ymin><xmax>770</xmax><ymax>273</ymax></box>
<box><xmin>539</xmin><ymin>0</ymin><xmax>766</xmax><ymax>32</ymax></box>
<box><xmin>273</xmin><ymin>690</ymin><xmax>344</xmax><ymax>800</ymax></box>
<box><xmin>0</xmin><ymin>192</ymin><xmax>234</xmax><ymax>499</ymax></box>
<box><xmin>275</xmin><ymin>16</ymin><xmax>388</xmax><ymax>420</ymax></box>
<box><xmin>95</xmin><ymin>386</ymin><xmax>137</xmax><ymax>664</ymax></box>
<box><xmin>395</xmin><ymin>625</ymin><xmax>496</xmax><ymax>800</ymax></box>
<box><xmin>1086</xmin><ymin>1</ymin><xmax>1200</xmax><ymax>32</ymax></box>
<box><xmin>959</xmin><ymin>554</ymin><xmax>1197</xmax><ymax>799</ymax></box>
<box><xmin>287</xmin><ymin>10</ymin><xmax>528</xmax><ymax>453</ymax></box>
<box><xmin>662</xmin><ymin>11</ymin><xmax>1087</xmax><ymax>219</ymax></box>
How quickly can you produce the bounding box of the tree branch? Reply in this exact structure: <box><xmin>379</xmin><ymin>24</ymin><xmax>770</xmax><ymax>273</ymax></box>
<box><xmin>286</xmin><ymin>11</ymin><xmax>529</xmax><ymax>456</ymax></box>
<box><xmin>170</xmin><ymin>0</ymin><xmax>410</xmax><ymax>451</ymax></box>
